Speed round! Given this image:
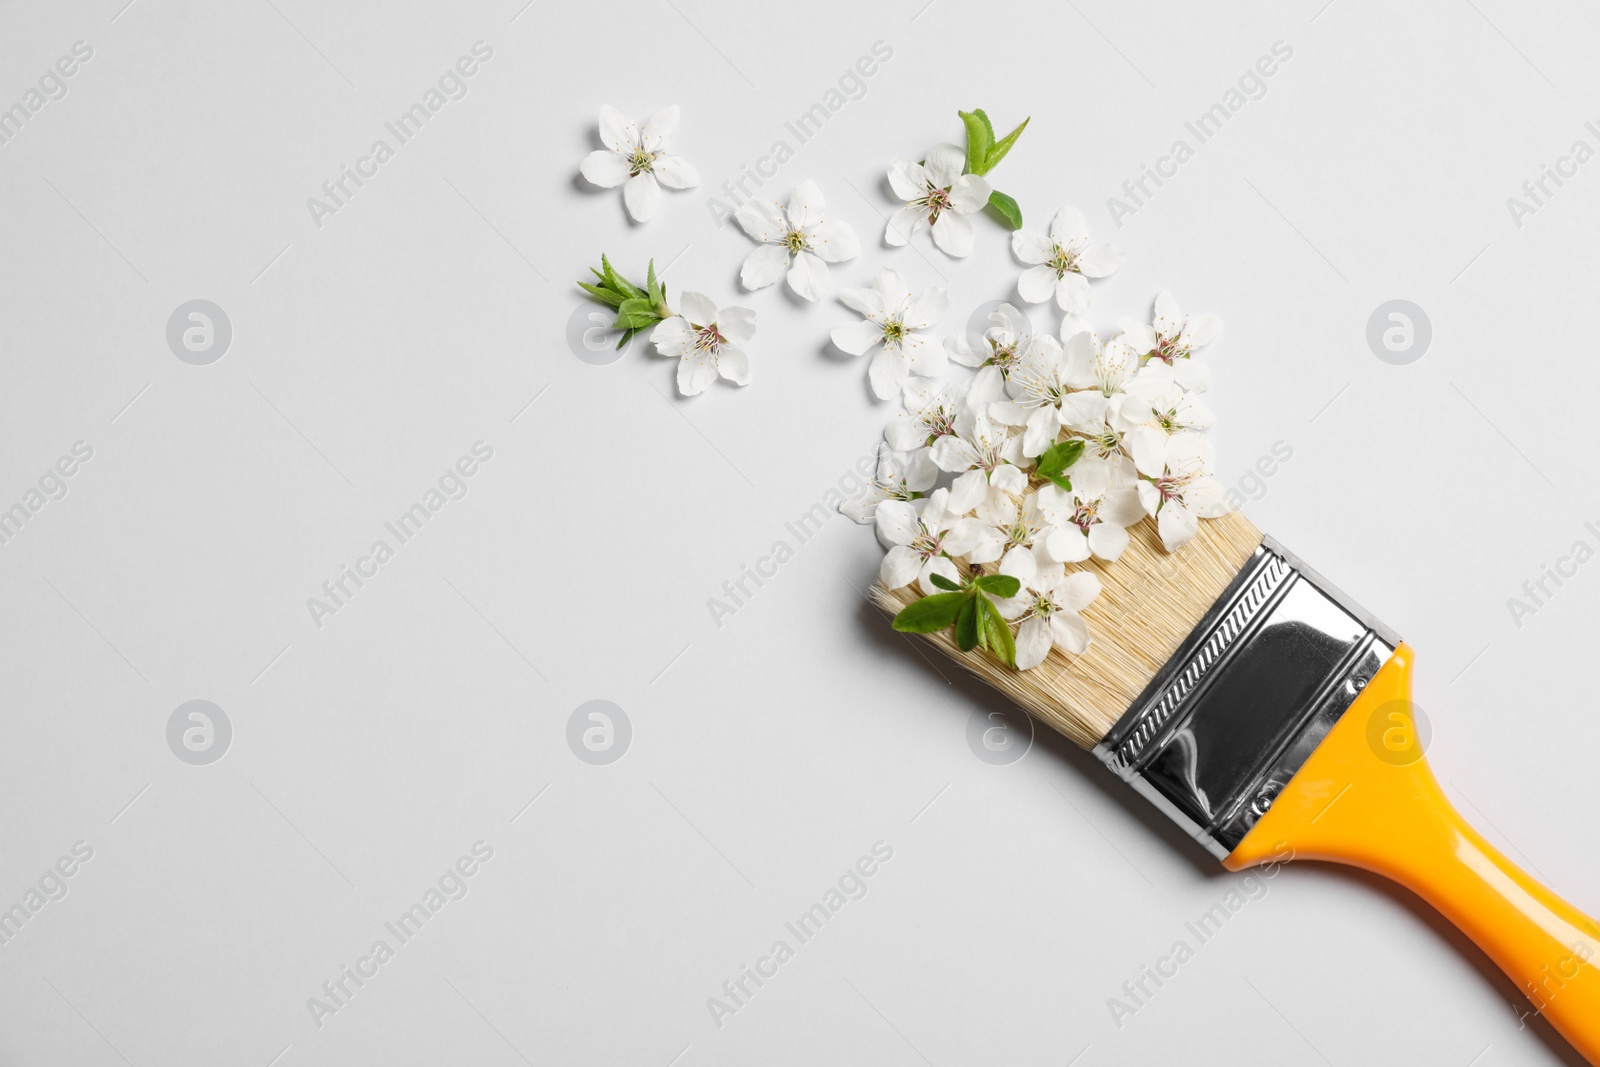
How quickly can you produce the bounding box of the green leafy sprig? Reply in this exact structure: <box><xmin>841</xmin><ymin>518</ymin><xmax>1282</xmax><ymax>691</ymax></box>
<box><xmin>958</xmin><ymin>108</ymin><xmax>1030</xmax><ymax>230</ymax></box>
<box><xmin>578</xmin><ymin>255</ymin><xmax>673</xmax><ymax>349</ymax></box>
<box><xmin>1034</xmin><ymin>438</ymin><xmax>1085</xmax><ymax>493</ymax></box>
<box><xmin>892</xmin><ymin>569</ymin><xmax>1022</xmax><ymax>667</ymax></box>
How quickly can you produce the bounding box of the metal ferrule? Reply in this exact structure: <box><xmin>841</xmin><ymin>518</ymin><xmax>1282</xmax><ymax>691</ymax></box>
<box><xmin>1092</xmin><ymin>535</ymin><xmax>1401</xmax><ymax>861</ymax></box>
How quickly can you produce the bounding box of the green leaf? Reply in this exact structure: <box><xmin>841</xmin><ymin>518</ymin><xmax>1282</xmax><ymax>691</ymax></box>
<box><xmin>578</xmin><ymin>281</ymin><xmax>626</xmax><ymax>308</ymax></box>
<box><xmin>954</xmin><ymin>597</ymin><xmax>980</xmax><ymax>651</ymax></box>
<box><xmin>1042</xmin><ymin>472</ymin><xmax>1073</xmax><ymax>493</ymax></box>
<box><xmin>927</xmin><ymin>572</ymin><xmax>962</xmax><ymax>592</ymax></box>
<box><xmin>973</xmin><ymin>574</ymin><xmax>1021</xmax><ymax>598</ymax></box>
<box><xmin>1036</xmin><ymin>438</ymin><xmax>1086</xmax><ymax>477</ymax></box>
<box><xmin>986</xmin><ymin>189</ymin><xmax>1023</xmax><ymax>230</ymax></box>
<box><xmin>959</xmin><ymin>109</ymin><xmax>994</xmax><ymax>176</ymax></box>
<box><xmin>646</xmin><ymin>259</ymin><xmax>663</xmax><ymax>305</ymax></box>
<box><xmin>602</xmin><ymin>255</ymin><xmax>643</xmax><ymax>299</ymax></box>
<box><xmin>977</xmin><ymin>594</ymin><xmax>1017</xmax><ymax>667</ymax></box>
<box><xmin>613</xmin><ymin>296</ymin><xmax>661</xmax><ymax>331</ymax></box>
<box><xmin>891</xmin><ymin>592</ymin><xmax>967</xmax><ymax>634</ymax></box>
<box><xmin>985</xmin><ymin>115</ymin><xmax>1030</xmax><ymax>172</ymax></box>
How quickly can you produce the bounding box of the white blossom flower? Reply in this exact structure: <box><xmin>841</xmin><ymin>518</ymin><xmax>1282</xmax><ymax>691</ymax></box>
<box><xmin>969</xmin><ymin>489</ymin><xmax>1067</xmax><ymax>575</ymax></box>
<box><xmin>831</xmin><ymin>269</ymin><xmax>949</xmax><ymax>400</ymax></box>
<box><xmin>1036</xmin><ymin>482</ymin><xmax>1145</xmax><ymax>563</ymax></box>
<box><xmin>996</xmin><ymin>560</ymin><xmax>1103</xmax><ymax>669</ymax></box>
<box><xmin>886</xmin><ymin>377</ymin><xmax>965</xmax><ymax>452</ymax></box>
<box><xmin>1126</xmin><ymin>364</ymin><xmax>1215</xmax><ymax>436</ymax></box>
<box><xmin>876</xmin><ymin>487</ymin><xmax>983</xmax><ymax>593</ymax></box>
<box><xmin>886</xmin><ymin>144</ymin><xmax>992</xmax><ymax>257</ymax></box>
<box><xmin>1058</xmin><ymin>334</ymin><xmax>1144</xmax><ymax>434</ymax></box>
<box><xmin>947</xmin><ymin>303</ymin><xmax>1045</xmax><ymax>399</ymax></box>
<box><xmin>842</xmin><ymin>443</ymin><xmax>938</xmax><ymax>525</ymax></box>
<box><xmin>1011</xmin><ymin>207</ymin><xmax>1124</xmax><ymax>311</ymax></box>
<box><xmin>929</xmin><ymin>409</ymin><xmax>1028</xmax><ymax>517</ymax></box>
<box><xmin>1130</xmin><ymin>430</ymin><xmax>1227</xmax><ymax>551</ymax></box>
<box><xmin>989</xmin><ymin>332</ymin><xmax>1087</xmax><ymax>456</ymax></box>
<box><xmin>650</xmin><ymin>292</ymin><xmax>754</xmax><ymax>396</ymax></box>
<box><xmin>1120</xmin><ymin>289</ymin><xmax>1219</xmax><ymax>392</ymax></box>
<box><xmin>734</xmin><ymin>181</ymin><xmax>860</xmax><ymax>300</ymax></box>
<box><xmin>580</xmin><ymin>105</ymin><xmax>698</xmax><ymax>223</ymax></box>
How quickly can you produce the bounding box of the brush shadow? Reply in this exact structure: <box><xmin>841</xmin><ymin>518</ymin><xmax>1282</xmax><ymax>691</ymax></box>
<box><xmin>1303</xmin><ymin>864</ymin><xmax>1588</xmax><ymax>1067</ymax></box>
<box><xmin>851</xmin><ymin>586</ymin><xmax>1586</xmax><ymax>1063</ymax></box>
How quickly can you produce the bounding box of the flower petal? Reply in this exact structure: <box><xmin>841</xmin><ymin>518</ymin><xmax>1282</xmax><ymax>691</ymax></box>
<box><xmin>597</xmin><ymin>105</ymin><xmax>638</xmax><ymax>154</ymax></box>
<box><xmin>677</xmin><ymin>352</ymin><xmax>717</xmax><ymax>395</ymax></box>
<box><xmin>1017</xmin><ymin>265</ymin><xmax>1058</xmax><ymax>304</ymax></box>
<box><xmin>867</xmin><ymin>345</ymin><xmax>907</xmax><ymax>399</ymax></box>
<box><xmin>640</xmin><ymin>105</ymin><xmax>678</xmax><ymax>151</ymax></box>
<box><xmin>740</xmin><ymin>243</ymin><xmax>790</xmax><ymax>290</ymax></box>
<box><xmin>1011</xmin><ymin>229</ymin><xmax>1052</xmax><ymax>265</ymax></box>
<box><xmin>787</xmin><ymin>179</ymin><xmax>825</xmax><ymax>228</ymax></box>
<box><xmin>885</xmin><ymin>206</ymin><xmax>920</xmax><ymax>246</ymax></box>
<box><xmin>919</xmin><ymin>556</ymin><xmax>961</xmax><ymax>595</ymax></box>
<box><xmin>717</xmin><ymin>346</ymin><xmax>750</xmax><ymax>385</ymax></box>
<box><xmin>874</xmin><ymin>269</ymin><xmax>912</xmax><ymax>313</ymax></box>
<box><xmin>1048</xmin><ymin>611</ymin><xmax>1090</xmax><ymax>655</ymax></box>
<box><xmin>831</xmin><ymin>318</ymin><xmax>883</xmax><ymax>356</ymax></box>
<box><xmin>580</xmin><ymin>149</ymin><xmax>630</xmax><ymax>188</ymax></box>
<box><xmin>887</xmin><ymin>158</ymin><xmax>928</xmax><ymax>202</ymax></box>
<box><xmin>623</xmin><ymin>172</ymin><xmax>661</xmax><ymax>222</ymax></box>
<box><xmin>1077</xmin><ymin>242</ymin><xmax>1124</xmax><ymax>278</ymax></box>
<box><xmin>787</xmin><ymin>251</ymin><xmax>829</xmax><ymax>301</ymax></box>
<box><xmin>881</xmin><ymin>545</ymin><xmax>922</xmax><ymax>589</ymax></box>
<box><xmin>808</xmin><ymin>219</ymin><xmax>859</xmax><ymax>263</ymax></box>
<box><xmin>947</xmin><ymin>174</ymin><xmax>991</xmax><ymax>214</ymax></box>
<box><xmin>930</xmin><ymin>212</ymin><xmax>974</xmax><ymax>257</ymax></box>
<box><xmin>1054</xmin><ymin>271</ymin><xmax>1093</xmax><ymax>313</ymax></box>
<box><xmin>903</xmin><ymin>287</ymin><xmax>948</xmax><ymax>330</ymax></box>
<box><xmin>1014</xmin><ymin>617</ymin><xmax>1052</xmax><ymax>670</ymax></box>
<box><xmin>653</xmin><ymin>153</ymin><xmax>699</xmax><ymax>189</ymax></box>
<box><xmin>875</xmin><ymin>500</ymin><xmax>920</xmax><ymax>545</ymax></box>
<box><xmin>1049</xmin><ymin>206</ymin><xmax>1089</xmax><ymax>246</ymax></box>
<box><xmin>717</xmin><ymin>306</ymin><xmax>757</xmax><ymax>346</ymax></box>
<box><xmin>735</xmin><ymin>199</ymin><xmax>787</xmax><ymax>243</ymax></box>
<box><xmin>838</xmin><ymin>286</ymin><xmax>884</xmax><ymax>319</ymax></box>
<box><xmin>921</xmin><ymin>143</ymin><xmax>965</xmax><ymax>188</ymax></box>
<box><xmin>1087</xmin><ymin>521</ymin><xmax>1130</xmax><ymax>561</ymax></box>
<box><xmin>678</xmin><ymin>291</ymin><xmax>718</xmax><ymax>326</ymax></box>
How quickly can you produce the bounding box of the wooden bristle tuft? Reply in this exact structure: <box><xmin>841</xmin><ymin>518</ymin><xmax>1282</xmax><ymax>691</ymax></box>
<box><xmin>874</xmin><ymin>511</ymin><xmax>1263</xmax><ymax>750</ymax></box>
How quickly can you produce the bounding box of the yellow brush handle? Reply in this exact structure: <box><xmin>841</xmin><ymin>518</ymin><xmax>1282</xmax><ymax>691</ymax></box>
<box><xmin>1226</xmin><ymin>644</ymin><xmax>1600</xmax><ymax>1063</ymax></box>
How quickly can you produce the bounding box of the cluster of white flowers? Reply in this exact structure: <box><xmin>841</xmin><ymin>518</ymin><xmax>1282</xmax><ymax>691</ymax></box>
<box><xmin>575</xmin><ymin>111</ymin><xmax>1232</xmax><ymax>660</ymax></box>
<box><xmin>845</xmin><ymin>275</ymin><xmax>1227</xmax><ymax>670</ymax></box>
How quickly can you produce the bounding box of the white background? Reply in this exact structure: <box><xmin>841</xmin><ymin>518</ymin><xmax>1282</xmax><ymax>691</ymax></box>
<box><xmin>1</xmin><ymin>0</ymin><xmax>1596</xmax><ymax>1064</ymax></box>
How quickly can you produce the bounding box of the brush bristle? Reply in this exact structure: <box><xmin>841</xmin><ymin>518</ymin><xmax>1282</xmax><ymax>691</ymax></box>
<box><xmin>873</xmin><ymin>510</ymin><xmax>1263</xmax><ymax>749</ymax></box>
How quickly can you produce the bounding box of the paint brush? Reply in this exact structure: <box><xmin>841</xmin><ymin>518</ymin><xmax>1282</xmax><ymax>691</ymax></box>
<box><xmin>877</xmin><ymin>508</ymin><xmax>1600</xmax><ymax>1062</ymax></box>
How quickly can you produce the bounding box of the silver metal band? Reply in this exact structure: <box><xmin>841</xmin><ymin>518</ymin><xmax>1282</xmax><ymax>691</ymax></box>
<box><xmin>1091</xmin><ymin>535</ymin><xmax>1400</xmax><ymax>861</ymax></box>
